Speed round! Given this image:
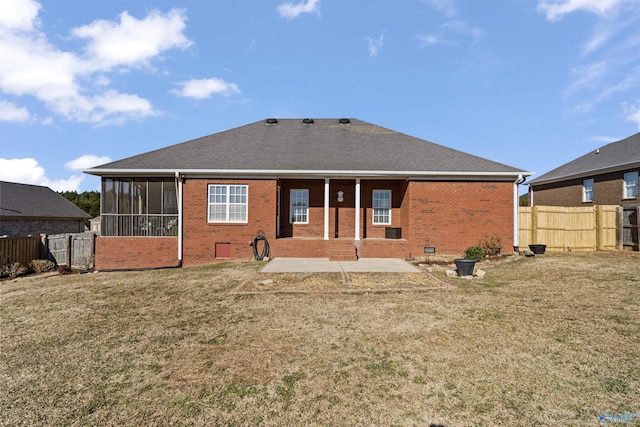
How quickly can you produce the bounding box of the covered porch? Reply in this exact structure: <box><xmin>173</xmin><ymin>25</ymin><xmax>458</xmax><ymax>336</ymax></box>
<box><xmin>273</xmin><ymin>178</ymin><xmax>410</xmax><ymax>260</ymax></box>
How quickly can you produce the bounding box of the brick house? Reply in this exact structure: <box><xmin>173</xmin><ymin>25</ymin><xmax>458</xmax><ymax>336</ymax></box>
<box><xmin>0</xmin><ymin>181</ymin><xmax>90</xmax><ymax>237</ymax></box>
<box><xmin>85</xmin><ymin>118</ymin><xmax>531</xmax><ymax>270</ymax></box>
<box><xmin>528</xmin><ymin>132</ymin><xmax>639</xmax><ymax>207</ymax></box>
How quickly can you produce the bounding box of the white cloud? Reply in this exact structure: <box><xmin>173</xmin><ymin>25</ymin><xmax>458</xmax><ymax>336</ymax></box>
<box><xmin>417</xmin><ymin>20</ymin><xmax>482</xmax><ymax>47</ymax></box>
<box><xmin>0</xmin><ymin>158</ymin><xmax>83</xmax><ymax>191</ymax></box>
<box><xmin>0</xmin><ymin>100</ymin><xmax>30</xmax><ymax>122</ymax></box>
<box><xmin>538</xmin><ymin>0</ymin><xmax>623</xmax><ymax>21</ymax></box>
<box><xmin>563</xmin><ymin>61</ymin><xmax>608</xmax><ymax>98</ymax></box>
<box><xmin>540</xmin><ymin>0</ymin><xmax>640</xmax><ymax>122</ymax></box>
<box><xmin>442</xmin><ymin>20</ymin><xmax>482</xmax><ymax>40</ymax></box>
<box><xmin>0</xmin><ymin>0</ymin><xmax>40</xmax><ymax>31</ymax></box>
<box><xmin>423</xmin><ymin>0</ymin><xmax>458</xmax><ymax>17</ymax></box>
<box><xmin>89</xmin><ymin>90</ymin><xmax>156</xmax><ymax>125</ymax></box>
<box><xmin>368</xmin><ymin>32</ymin><xmax>385</xmax><ymax>57</ymax></box>
<box><xmin>624</xmin><ymin>101</ymin><xmax>640</xmax><ymax>129</ymax></box>
<box><xmin>65</xmin><ymin>155</ymin><xmax>112</xmax><ymax>171</ymax></box>
<box><xmin>0</xmin><ymin>2</ymin><xmax>192</xmax><ymax>125</ymax></box>
<box><xmin>71</xmin><ymin>9</ymin><xmax>191</xmax><ymax>71</ymax></box>
<box><xmin>172</xmin><ymin>78</ymin><xmax>241</xmax><ymax>99</ymax></box>
<box><xmin>417</xmin><ymin>34</ymin><xmax>442</xmax><ymax>46</ymax></box>
<box><xmin>277</xmin><ymin>0</ymin><xmax>321</xmax><ymax>19</ymax></box>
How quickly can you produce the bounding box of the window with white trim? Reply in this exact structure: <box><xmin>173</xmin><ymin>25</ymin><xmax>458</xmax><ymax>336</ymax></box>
<box><xmin>373</xmin><ymin>189</ymin><xmax>391</xmax><ymax>224</ymax></box>
<box><xmin>208</xmin><ymin>185</ymin><xmax>248</xmax><ymax>223</ymax></box>
<box><xmin>623</xmin><ymin>172</ymin><xmax>638</xmax><ymax>199</ymax></box>
<box><xmin>290</xmin><ymin>189</ymin><xmax>309</xmax><ymax>224</ymax></box>
<box><xmin>582</xmin><ymin>179</ymin><xmax>594</xmax><ymax>203</ymax></box>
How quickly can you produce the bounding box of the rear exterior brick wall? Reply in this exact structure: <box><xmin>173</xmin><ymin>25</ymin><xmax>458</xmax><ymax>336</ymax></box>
<box><xmin>402</xmin><ymin>181</ymin><xmax>514</xmax><ymax>256</ymax></box>
<box><xmin>94</xmin><ymin>177</ymin><xmax>517</xmax><ymax>268</ymax></box>
<box><xmin>182</xmin><ymin>178</ymin><xmax>277</xmax><ymax>266</ymax></box>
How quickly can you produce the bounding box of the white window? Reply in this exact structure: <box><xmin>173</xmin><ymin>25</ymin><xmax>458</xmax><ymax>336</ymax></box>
<box><xmin>373</xmin><ymin>190</ymin><xmax>391</xmax><ymax>224</ymax></box>
<box><xmin>623</xmin><ymin>172</ymin><xmax>638</xmax><ymax>199</ymax></box>
<box><xmin>290</xmin><ymin>189</ymin><xmax>309</xmax><ymax>224</ymax></box>
<box><xmin>208</xmin><ymin>185</ymin><xmax>248</xmax><ymax>223</ymax></box>
<box><xmin>583</xmin><ymin>179</ymin><xmax>594</xmax><ymax>203</ymax></box>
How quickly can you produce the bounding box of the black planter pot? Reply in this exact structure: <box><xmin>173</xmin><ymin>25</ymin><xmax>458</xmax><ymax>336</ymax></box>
<box><xmin>454</xmin><ymin>258</ymin><xmax>476</xmax><ymax>276</ymax></box>
<box><xmin>528</xmin><ymin>244</ymin><xmax>547</xmax><ymax>254</ymax></box>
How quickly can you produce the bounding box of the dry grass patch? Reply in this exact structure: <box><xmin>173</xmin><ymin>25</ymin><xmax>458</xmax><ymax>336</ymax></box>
<box><xmin>1</xmin><ymin>252</ymin><xmax>639</xmax><ymax>426</ymax></box>
<box><xmin>242</xmin><ymin>270</ymin><xmax>447</xmax><ymax>292</ymax></box>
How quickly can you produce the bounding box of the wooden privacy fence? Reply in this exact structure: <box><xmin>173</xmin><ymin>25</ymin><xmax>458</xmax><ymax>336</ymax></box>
<box><xmin>46</xmin><ymin>232</ymin><xmax>95</xmax><ymax>268</ymax></box>
<box><xmin>0</xmin><ymin>232</ymin><xmax>95</xmax><ymax>268</ymax></box>
<box><xmin>0</xmin><ymin>235</ymin><xmax>43</xmax><ymax>266</ymax></box>
<box><xmin>519</xmin><ymin>205</ymin><xmax>620</xmax><ymax>252</ymax></box>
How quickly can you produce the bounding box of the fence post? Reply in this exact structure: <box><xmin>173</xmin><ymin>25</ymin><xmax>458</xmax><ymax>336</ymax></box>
<box><xmin>90</xmin><ymin>232</ymin><xmax>96</xmax><ymax>269</ymax></box>
<box><xmin>532</xmin><ymin>206</ymin><xmax>539</xmax><ymax>244</ymax></box>
<box><xmin>66</xmin><ymin>235</ymin><xmax>72</xmax><ymax>267</ymax></box>
<box><xmin>596</xmin><ymin>205</ymin><xmax>603</xmax><ymax>251</ymax></box>
<box><xmin>636</xmin><ymin>206</ymin><xmax>640</xmax><ymax>251</ymax></box>
<box><xmin>616</xmin><ymin>206</ymin><xmax>624</xmax><ymax>250</ymax></box>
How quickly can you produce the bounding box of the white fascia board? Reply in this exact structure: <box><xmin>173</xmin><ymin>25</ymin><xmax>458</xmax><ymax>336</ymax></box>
<box><xmin>85</xmin><ymin>168</ymin><xmax>534</xmax><ymax>179</ymax></box>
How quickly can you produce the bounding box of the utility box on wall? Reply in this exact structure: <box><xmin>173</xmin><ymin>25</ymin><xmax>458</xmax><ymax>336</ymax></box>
<box><xmin>385</xmin><ymin>227</ymin><xmax>402</xmax><ymax>239</ymax></box>
<box><xmin>215</xmin><ymin>242</ymin><xmax>231</xmax><ymax>259</ymax></box>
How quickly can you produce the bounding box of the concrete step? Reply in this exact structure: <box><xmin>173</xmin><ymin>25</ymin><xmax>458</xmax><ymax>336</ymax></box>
<box><xmin>328</xmin><ymin>243</ymin><xmax>358</xmax><ymax>261</ymax></box>
<box><xmin>329</xmin><ymin>254</ymin><xmax>358</xmax><ymax>261</ymax></box>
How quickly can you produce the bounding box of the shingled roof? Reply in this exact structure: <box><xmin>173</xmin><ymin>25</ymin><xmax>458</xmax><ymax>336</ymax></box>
<box><xmin>529</xmin><ymin>132</ymin><xmax>640</xmax><ymax>186</ymax></box>
<box><xmin>0</xmin><ymin>181</ymin><xmax>90</xmax><ymax>220</ymax></box>
<box><xmin>85</xmin><ymin>118</ymin><xmax>529</xmax><ymax>178</ymax></box>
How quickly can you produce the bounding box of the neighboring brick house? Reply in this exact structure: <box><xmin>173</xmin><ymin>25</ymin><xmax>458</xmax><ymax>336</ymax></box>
<box><xmin>0</xmin><ymin>181</ymin><xmax>90</xmax><ymax>237</ymax></box>
<box><xmin>85</xmin><ymin>118</ymin><xmax>531</xmax><ymax>270</ymax></box>
<box><xmin>528</xmin><ymin>132</ymin><xmax>640</xmax><ymax>207</ymax></box>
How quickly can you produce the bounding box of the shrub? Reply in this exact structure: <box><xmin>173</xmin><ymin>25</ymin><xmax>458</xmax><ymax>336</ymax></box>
<box><xmin>1</xmin><ymin>263</ymin><xmax>29</xmax><ymax>279</ymax></box>
<box><xmin>30</xmin><ymin>259</ymin><xmax>56</xmax><ymax>274</ymax></box>
<box><xmin>482</xmin><ymin>235</ymin><xmax>503</xmax><ymax>257</ymax></box>
<box><xmin>463</xmin><ymin>245</ymin><xmax>484</xmax><ymax>261</ymax></box>
<box><xmin>57</xmin><ymin>265</ymin><xmax>72</xmax><ymax>275</ymax></box>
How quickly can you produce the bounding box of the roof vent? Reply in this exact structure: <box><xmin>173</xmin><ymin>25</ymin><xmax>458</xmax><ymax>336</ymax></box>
<box><xmin>302</xmin><ymin>118</ymin><xmax>314</xmax><ymax>125</ymax></box>
<box><xmin>265</xmin><ymin>118</ymin><xmax>278</xmax><ymax>124</ymax></box>
<box><xmin>339</xmin><ymin>118</ymin><xmax>351</xmax><ymax>124</ymax></box>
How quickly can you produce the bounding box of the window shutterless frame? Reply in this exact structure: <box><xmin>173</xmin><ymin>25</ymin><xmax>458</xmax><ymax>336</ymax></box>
<box><xmin>582</xmin><ymin>178</ymin><xmax>594</xmax><ymax>203</ymax></box>
<box><xmin>290</xmin><ymin>189</ymin><xmax>309</xmax><ymax>224</ymax></box>
<box><xmin>208</xmin><ymin>184</ymin><xmax>248</xmax><ymax>223</ymax></box>
<box><xmin>623</xmin><ymin>172</ymin><xmax>638</xmax><ymax>199</ymax></box>
<box><xmin>372</xmin><ymin>189</ymin><xmax>391</xmax><ymax>224</ymax></box>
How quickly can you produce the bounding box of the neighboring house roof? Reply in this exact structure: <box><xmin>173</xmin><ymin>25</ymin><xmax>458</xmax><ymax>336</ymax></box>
<box><xmin>85</xmin><ymin>118</ymin><xmax>530</xmax><ymax>179</ymax></box>
<box><xmin>529</xmin><ymin>132</ymin><xmax>640</xmax><ymax>186</ymax></box>
<box><xmin>0</xmin><ymin>181</ymin><xmax>90</xmax><ymax>220</ymax></box>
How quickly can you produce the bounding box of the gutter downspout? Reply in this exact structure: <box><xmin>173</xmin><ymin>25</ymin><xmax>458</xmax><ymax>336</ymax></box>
<box><xmin>175</xmin><ymin>171</ymin><xmax>183</xmax><ymax>267</ymax></box>
<box><xmin>513</xmin><ymin>174</ymin><xmax>526</xmax><ymax>252</ymax></box>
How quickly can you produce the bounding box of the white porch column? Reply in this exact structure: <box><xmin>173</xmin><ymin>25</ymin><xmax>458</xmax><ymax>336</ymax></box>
<box><xmin>354</xmin><ymin>178</ymin><xmax>361</xmax><ymax>240</ymax></box>
<box><xmin>324</xmin><ymin>178</ymin><xmax>330</xmax><ymax>240</ymax></box>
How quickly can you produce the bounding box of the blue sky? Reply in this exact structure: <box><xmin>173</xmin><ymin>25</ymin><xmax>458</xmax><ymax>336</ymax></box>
<box><xmin>1</xmin><ymin>0</ymin><xmax>639</xmax><ymax>194</ymax></box>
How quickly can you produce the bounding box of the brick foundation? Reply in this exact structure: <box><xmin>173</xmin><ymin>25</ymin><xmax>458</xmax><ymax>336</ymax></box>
<box><xmin>95</xmin><ymin>237</ymin><xmax>178</xmax><ymax>270</ymax></box>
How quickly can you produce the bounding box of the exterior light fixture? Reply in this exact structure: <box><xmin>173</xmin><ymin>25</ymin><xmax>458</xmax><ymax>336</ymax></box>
<box><xmin>337</xmin><ymin>191</ymin><xmax>344</xmax><ymax>202</ymax></box>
